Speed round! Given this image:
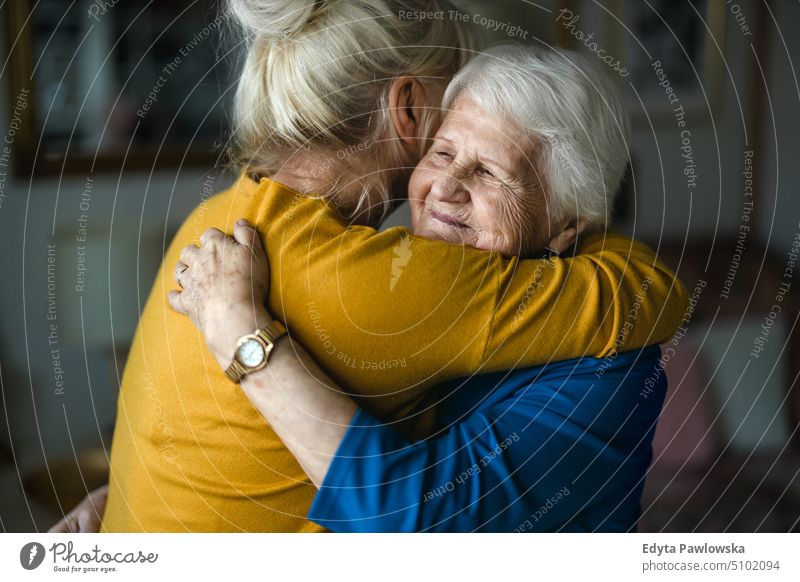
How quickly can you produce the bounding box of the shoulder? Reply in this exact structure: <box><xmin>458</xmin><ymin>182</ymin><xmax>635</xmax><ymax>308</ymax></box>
<box><xmin>169</xmin><ymin>174</ymin><xmax>268</xmax><ymax>247</ymax></box>
<box><xmin>577</xmin><ymin>230</ymin><xmax>656</xmax><ymax>258</ymax></box>
<box><xmin>504</xmin><ymin>346</ymin><xmax>665</xmax><ymax>407</ymax></box>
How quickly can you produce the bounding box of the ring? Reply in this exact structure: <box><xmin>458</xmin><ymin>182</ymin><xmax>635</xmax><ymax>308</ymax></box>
<box><xmin>175</xmin><ymin>264</ymin><xmax>189</xmax><ymax>287</ymax></box>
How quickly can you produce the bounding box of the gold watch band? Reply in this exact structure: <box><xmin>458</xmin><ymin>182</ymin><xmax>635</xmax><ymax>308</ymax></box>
<box><xmin>225</xmin><ymin>319</ymin><xmax>287</xmax><ymax>384</ymax></box>
<box><xmin>255</xmin><ymin>319</ymin><xmax>287</xmax><ymax>346</ymax></box>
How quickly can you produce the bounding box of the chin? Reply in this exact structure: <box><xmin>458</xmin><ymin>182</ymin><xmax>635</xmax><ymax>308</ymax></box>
<box><xmin>413</xmin><ymin>223</ymin><xmax>454</xmax><ymax>244</ymax></box>
<box><xmin>415</xmin><ymin>226</ymin><xmax>446</xmax><ymax>241</ymax></box>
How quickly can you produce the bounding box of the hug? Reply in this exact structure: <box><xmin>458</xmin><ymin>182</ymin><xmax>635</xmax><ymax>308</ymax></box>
<box><xmin>53</xmin><ymin>0</ymin><xmax>687</xmax><ymax>533</ymax></box>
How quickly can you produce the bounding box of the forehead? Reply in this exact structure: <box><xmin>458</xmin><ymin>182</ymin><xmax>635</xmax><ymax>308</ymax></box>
<box><xmin>437</xmin><ymin>96</ymin><xmax>536</xmax><ymax>167</ymax></box>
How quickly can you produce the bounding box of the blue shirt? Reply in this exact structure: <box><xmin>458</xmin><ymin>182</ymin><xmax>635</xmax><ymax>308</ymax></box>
<box><xmin>308</xmin><ymin>346</ymin><xmax>667</xmax><ymax>532</ymax></box>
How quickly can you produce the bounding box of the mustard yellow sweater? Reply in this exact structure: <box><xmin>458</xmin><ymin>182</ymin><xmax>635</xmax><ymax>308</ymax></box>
<box><xmin>102</xmin><ymin>175</ymin><xmax>687</xmax><ymax>532</ymax></box>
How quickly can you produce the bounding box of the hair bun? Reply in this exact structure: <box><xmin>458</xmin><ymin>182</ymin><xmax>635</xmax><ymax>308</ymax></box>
<box><xmin>228</xmin><ymin>0</ymin><xmax>324</xmax><ymax>38</ymax></box>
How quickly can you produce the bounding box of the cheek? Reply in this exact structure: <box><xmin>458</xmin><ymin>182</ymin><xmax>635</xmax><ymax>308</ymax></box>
<box><xmin>408</xmin><ymin>163</ymin><xmax>433</xmax><ymax>203</ymax></box>
<box><xmin>479</xmin><ymin>195</ymin><xmax>516</xmax><ymax>239</ymax></box>
<box><xmin>408</xmin><ymin>165</ymin><xmax>433</xmax><ymax>225</ymax></box>
<box><xmin>475</xmin><ymin>192</ymin><xmax>532</xmax><ymax>254</ymax></box>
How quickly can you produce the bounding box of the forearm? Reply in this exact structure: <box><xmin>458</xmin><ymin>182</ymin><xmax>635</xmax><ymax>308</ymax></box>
<box><xmin>168</xmin><ymin>218</ymin><xmax>358</xmax><ymax>489</ymax></box>
<box><xmin>266</xmin><ymin>189</ymin><xmax>686</xmax><ymax>403</ymax></box>
<box><xmin>239</xmin><ymin>334</ymin><xmax>357</xmax><ymax>488</ymax></box>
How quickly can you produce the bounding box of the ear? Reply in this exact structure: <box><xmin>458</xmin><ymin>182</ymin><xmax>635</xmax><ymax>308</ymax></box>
<box><xmin>388</xmin><ymin>76</ymin><xmax>425</xmax><ymax>147</ymax></box>
<box><xmin>545</xmin><ymin>218</ymin><xmax>589</xmax><ymax>255</ymax></box>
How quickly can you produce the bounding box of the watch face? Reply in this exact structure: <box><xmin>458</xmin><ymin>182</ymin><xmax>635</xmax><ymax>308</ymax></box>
<box><xmin>237</xmin><ymin>338</ymin><xmax>265</xmax><ymax>368</ymax></box>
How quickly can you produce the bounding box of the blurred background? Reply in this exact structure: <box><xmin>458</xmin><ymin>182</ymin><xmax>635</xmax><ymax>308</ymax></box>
<box><xmin>0</xmin><ymin>0</ymin><xmax>798</xmax><ymax>532</ymax></box>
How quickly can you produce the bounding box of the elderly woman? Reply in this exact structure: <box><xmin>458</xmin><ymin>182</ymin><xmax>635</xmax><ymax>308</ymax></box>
<box><xmin>56</xmin><ymin>0</ymin><xmax>685</xmax><ymax>532</ymax></box>
<box><xmin>166</xmin><ymin>45</ymin><xmax>682</xmax><ymax>531</ymax></box>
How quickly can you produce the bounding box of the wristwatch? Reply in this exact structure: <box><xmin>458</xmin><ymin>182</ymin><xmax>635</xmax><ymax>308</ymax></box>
<box><xmin>224</xmin><ymin>320</ymin><xmax>287</xmax><ymax>383</ymax></box>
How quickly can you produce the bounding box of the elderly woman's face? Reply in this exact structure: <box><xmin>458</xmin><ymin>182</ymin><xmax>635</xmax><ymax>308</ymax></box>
<box><xmin>408</xmin><ymin>96</ymin><xmax>555</xmax><ymax>257</ymax></box>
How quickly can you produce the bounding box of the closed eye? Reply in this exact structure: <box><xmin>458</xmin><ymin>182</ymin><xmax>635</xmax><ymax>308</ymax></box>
<box><xmin>435</xmin><ymin>150</ymin><xmax>453</xmax><ymax>161</ymax></box>
<box><xmin>476</xmin><ymin>166</ymin><xmax>495</xmax><ymax>178</ymax></box>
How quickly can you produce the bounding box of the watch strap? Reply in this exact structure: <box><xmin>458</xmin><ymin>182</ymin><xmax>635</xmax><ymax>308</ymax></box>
<box><xmin>255</xmin><ymin>319</ymin><xmax>286</xmax><ymax>346</ymax></box>
<box><xmin>225</xmin><ymin>359</ymin><xmax>249</xmax><ymax>383</ymax></box>
<box><xmin>224</xmin><ymin>320</ymin><xmax>287</xmax><ymax>384</ymax></box>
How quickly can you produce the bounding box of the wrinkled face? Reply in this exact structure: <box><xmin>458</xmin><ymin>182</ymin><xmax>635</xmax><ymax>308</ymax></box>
<box><xmin>409</xmin><ymin>96</ymin><xmax>556</xmax><ymax>257</ymax></box>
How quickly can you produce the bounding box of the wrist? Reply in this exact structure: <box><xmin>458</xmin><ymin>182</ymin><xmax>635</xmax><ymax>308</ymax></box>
<box><xmin>206</xmin><ymin>304</ymin><xmax>273</xmax><ymax>368</ymax></box>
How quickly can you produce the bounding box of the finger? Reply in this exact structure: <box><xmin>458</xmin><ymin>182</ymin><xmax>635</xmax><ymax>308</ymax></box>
<box><xmin>168</xmin><ymin>290</ymin><xmax>188</xmax><ymax>315</ymax></box>
<box><xmin>52</xmin><ymin>513</ymin><xmax>78</xmax><ymax>533</ymax></box>
<box><xmin>77</xmin><ymin>508</ymin><xmax>102</xmax><ymax>533</ymax></box>
<box><xmin>63</xmin><ymin>514</ymin><xmax>79</xmax><ymax>533</ymax></box>
<box><xmin>200</xmin><ymin>227</ymin><xmax>225</xmax><ymax>246</ymax></box>
<box><xmin>48</xmin><ymin>517</ymin><xmax>70</xmax><ymax>533</ymax></box>
<box><xmin>233</xmin><ymin>219</ymin><xmax>260</xmax><ymax>250</ymax></box>
<box><xmin>180</xmin><ymin>244</ymin><xmax>199</xmax><ymax>266</ymax></box>
<box><xmin>174</xmin><ymin>262</ymin><xmax>189</xmax><ymax>286</ymax></box>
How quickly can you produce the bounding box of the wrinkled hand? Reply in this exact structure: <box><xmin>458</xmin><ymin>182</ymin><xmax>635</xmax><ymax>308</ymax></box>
<box><xmin>48</xmin><ymin>484</ymin><xmax>108</xmax><ymax>533</ymax></box>
<box><xmin>169</xmin><ymin>219</ymin><xmax>272</xmax><ymax>368</ymax></box>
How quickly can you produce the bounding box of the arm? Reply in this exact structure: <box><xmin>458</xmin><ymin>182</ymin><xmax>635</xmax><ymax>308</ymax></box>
<box><xmin>170</xmin><ymin>226</ymin><xmax>666</xmax><ymax>531</ymax></box>
<box><xmin>253</xmin><ymin>179</ymin><xmax>688</xmax><ymax>421</ymax></box>
<box><xmin>173</xmin><ymin>240</ymin><xmax>665</xmax><ymax>531</ymax></box>
<box><xmin>238</xmin><ymin>330</ymin><xmax>355</xmax><ymax>488</ymax></box>
<box><xmin>307</xmin><ymin>346</ymin><xmax>667</xmax><ymax>532</ymax></box>
<box><xmin>169</xmin><ymin>221</ymin><xmax>356</xmax><ymax>485</ymax></box>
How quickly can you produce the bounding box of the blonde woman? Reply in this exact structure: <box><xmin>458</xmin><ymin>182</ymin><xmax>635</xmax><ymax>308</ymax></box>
<box><xmin>53</xmin><ymin>2</ymin><xmax>686</xmax><ymax>532</ymax></box>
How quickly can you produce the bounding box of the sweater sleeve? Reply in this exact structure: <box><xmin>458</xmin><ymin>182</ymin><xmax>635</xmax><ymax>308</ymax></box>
<box><xmin>306</xmin><ymin>347</ymin><xmax>666</xmax><ymax>532</ymax></box>
<box><xmin>255</xmin><ymin>179</ymin><xmax>688</xmax><ymax>422</ymax></box>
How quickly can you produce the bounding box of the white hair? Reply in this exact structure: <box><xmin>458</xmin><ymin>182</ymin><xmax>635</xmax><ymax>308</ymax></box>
<box><xmin>442</xmin><ymin>44</ymin><xmax>630</xmax><ymax>227</ymax></box>
<box><xmin>226</xmin><ymin>0</ymin><xmax>474</xmax><ymax>222</ymax></box>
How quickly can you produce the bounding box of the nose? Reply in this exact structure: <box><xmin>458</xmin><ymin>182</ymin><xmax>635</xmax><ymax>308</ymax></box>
<box><xmin>429</xmin><ymin>167</ymin><xmax>471</xmax><ymax>205</ymax></box>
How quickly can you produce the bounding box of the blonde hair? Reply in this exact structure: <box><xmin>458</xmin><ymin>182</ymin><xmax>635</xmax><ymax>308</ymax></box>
<box><xmin>226</xmin><ymin>0</ymin><xmax>474</xmax><ymax>222</ymax></box>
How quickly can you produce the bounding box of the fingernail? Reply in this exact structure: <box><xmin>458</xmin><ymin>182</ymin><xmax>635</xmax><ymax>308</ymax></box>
<box><xmin>237</xmin><ymin>219</ymin><xmax>248</xmax><ymax>226</ymax></box>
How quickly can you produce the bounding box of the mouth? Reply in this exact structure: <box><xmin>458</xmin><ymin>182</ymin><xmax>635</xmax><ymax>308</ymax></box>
<box><xmin>430</xmin><ymin>209</ymin><xmax>469</xmax><ymax>230</ymax></box>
